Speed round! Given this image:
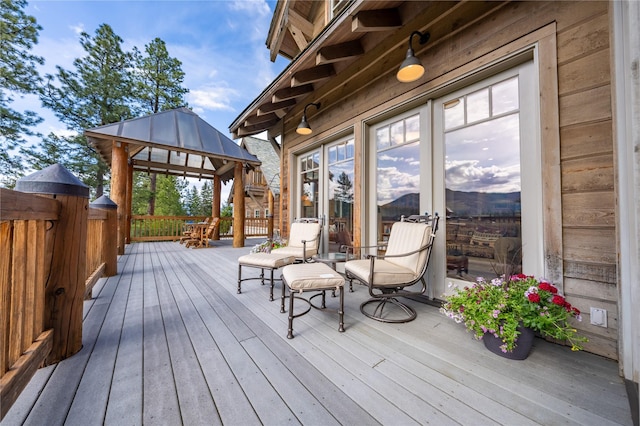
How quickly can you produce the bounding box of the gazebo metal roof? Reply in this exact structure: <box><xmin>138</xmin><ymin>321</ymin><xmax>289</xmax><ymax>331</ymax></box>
<box><xmin>85</xmin><ymin>107</ymin><xmax>261</xmax><ymax>182</ymax></box>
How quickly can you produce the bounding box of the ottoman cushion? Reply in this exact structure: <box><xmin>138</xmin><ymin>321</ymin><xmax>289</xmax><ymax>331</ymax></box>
<box><xmin>282</xmin><ymin>263</ymin><xmax>344</xmax><ymax>292</ymax></box>
<box><xmin>238</xmin><ymin>253</ymin><xmax>296</xmax><ymax>269</ymax></box>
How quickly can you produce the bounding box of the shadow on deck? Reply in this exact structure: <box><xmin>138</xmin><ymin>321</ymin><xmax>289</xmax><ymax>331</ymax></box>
<box><xmin>3</xmin><ymin>240</ymin><xmax>633</xmax><ymax>425</ymax></box>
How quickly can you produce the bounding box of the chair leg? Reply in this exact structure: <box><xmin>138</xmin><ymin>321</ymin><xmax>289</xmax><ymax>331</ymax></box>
<box><xmin>237</xmin><ymin>264</ymin><xmax>242</xmax><ymax>294</ymax></box>
<box><xmin>287</xmin><ymin>286</ymin><xmax>295</xmax><ymax>339</ymax></box>
<box><xmin>280</xmin><ymin>279</ymin><xmax>286</xmax><ymax>313</ymax></box>
<box><xmin>269</xmin><ymin>269</ymin><xmax>275</xmax><ymax>301</ymax></box>
<box><xmin>338</xmin><ymin>287</ymin><xmax>345</xmax><ymax>332</ymax></box>
<box><xmin>360</xmin><ymin>297</ymin><xmax>417</xmax><ymax>323</ymax></box>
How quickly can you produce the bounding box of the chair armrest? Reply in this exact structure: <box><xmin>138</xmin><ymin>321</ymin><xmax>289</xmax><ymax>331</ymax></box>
<box><xmin>372</xmin><ymin>242</ymin><xmax>433</xmax><ymax>260</ymax></box>
<box><xmin>343</xmin><ymin>243</ymin><xmax>388</xmax><ymax>259</ymax></box>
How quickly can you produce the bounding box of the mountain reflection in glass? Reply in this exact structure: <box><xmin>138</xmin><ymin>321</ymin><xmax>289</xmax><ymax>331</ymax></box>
<box><xmin>444</xmin><ymin>76</ymin><xmax>522</xmax><ymax>281</ymax></box>
<box><xmin>376</xmin><ymin>114</ymin><xmax>421</xmax><ymax>242</ymax></box>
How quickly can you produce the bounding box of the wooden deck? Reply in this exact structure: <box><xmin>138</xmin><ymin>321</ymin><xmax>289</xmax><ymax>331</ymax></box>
<box><xmin>3</xmin><ymin>240</ymin><xmax>633</xmax><ymax>426</ymax></box>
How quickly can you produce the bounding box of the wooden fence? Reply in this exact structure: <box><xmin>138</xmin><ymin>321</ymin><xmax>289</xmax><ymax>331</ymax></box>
<box><xmin>131</xmin><ymin>215</ymin><xmax>270</xmax><ymax>241</ymax></box>
<box><xmin>0</xmin><ymin>188</ymin><xmax>117</xmax><ymax>419</ymax></box>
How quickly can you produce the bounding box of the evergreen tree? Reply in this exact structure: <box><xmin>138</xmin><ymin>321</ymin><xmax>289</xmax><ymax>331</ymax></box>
<box><xmin>154</xmin><ymin>175</ymin><xmax>187</xmax><ymax>216</ymax></box>
<box><xmin>133</xmin><ymin>37</ymin><xmax>188</xmax><ymax>114</ymax></box>
<box><xmin>184</xmin><ymin>185</ymin><xmax>202</xmax><ymax>216</ymax></box>
<box><xmin>40</xmin><ymin>24</ymin><xmax>135</xmax><ymax>196</ymax></box>
<box><xmin>0</xmin><ymin>0</ymin><xmax>43</xmax><ymax>178</ymax></box>
<box><xmin>133</xmin><ymin>37</ymin><xmax>189</xmax><ymax>214</ymax></box>
<box><xmin>21</xmin><ymin>132</ymin><xmax>101</xmax><ymax>195</ymax></box>
<box><xmin>131</xmin><ymin>172</ymin><xmax>152</xmax><ymax>215</ymax></box>
<box><xmin>199</xmin><ymin>181</ymin><xmax>213</xmax><ymax>216</ymax></box>
<box><xmin>335</xmin><ymin>171</ymin><xmax>354</xmax><ymax>202</ymax></box>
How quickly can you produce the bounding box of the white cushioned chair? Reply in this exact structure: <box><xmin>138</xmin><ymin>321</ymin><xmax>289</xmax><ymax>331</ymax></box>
<box><xmin>271</xmin><ymin>219</ymin><xmax>322</xmax><ymax>263</ymax></box>
<box><xmin>345</xmin><ymin>214</ymin><xmax>439</xmax><ymax>323</ymax></box>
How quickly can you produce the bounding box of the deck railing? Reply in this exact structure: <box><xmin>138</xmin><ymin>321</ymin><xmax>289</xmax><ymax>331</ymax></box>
<box><xmin>131</xmin><ymin>215</ymin><xmax>270</xmax><ymax>241</ymax></box>
<box><xmin>0</xmin><ymin>187</ymin><xmax>117</xmax><ymax>419</ymax></box>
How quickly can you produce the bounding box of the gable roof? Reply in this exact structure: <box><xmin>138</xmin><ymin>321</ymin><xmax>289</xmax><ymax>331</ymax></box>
<box><xmin>85</xmin><ymin>107</ymin><xmax>260</xmax><ymax>182</ymax></box>
<box><xmin>241</xmin><ymin>136</ymin><xmax>281</xmax><ymax>195</ymax></box>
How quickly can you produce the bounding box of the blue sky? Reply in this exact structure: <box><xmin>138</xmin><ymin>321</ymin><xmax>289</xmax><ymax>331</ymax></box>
<box><xmin>21</xmin><ymin>0</ymin><xmax>288</xmax><ymax>148</ymax></box>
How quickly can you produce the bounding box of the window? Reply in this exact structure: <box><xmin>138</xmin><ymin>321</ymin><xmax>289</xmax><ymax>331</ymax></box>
<box><xmin>371</xmin><ymin>112</ymin><xmax>424</xmax><ymax>242</ymax></box>
<box><xmin>254</xmin><ymin>209</ymin><xmax>261</xmax><ymax>218</ymax></box>
<box><xmin>433</xmin><ymin>61</ymin><xmax>542</xmax><ymax>295</ymax></box>
<box><xmin>265</xmin><ymin>208</ymin><xmax>270</xmax><ymax>218</ymax></box>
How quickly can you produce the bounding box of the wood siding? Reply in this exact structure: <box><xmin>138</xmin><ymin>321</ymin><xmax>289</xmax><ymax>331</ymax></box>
<box><xmin>278</xmin><ymin>1</ymin><xmax>618</xmax><ymax>358</ymax></box>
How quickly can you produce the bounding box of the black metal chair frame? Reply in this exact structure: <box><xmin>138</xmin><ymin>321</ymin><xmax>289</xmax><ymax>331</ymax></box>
<box><xmin>345</xmin><ymin>214</ymin><xmax>439</xmax><ymax>323</ymax></box>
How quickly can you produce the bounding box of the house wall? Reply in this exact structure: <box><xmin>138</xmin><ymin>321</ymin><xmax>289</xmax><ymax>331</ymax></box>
<box><xmin>278</xmin><ymin>1</ymin><xmax>617</xmax><ymax>359</ymax></box>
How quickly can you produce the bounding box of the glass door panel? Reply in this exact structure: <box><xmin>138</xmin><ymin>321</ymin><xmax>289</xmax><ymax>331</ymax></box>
<box><xmin>300</xmin><ymin>151</ymin><xmax>320</xmax><ymax>218</ymax></box>
<box><xmin>327</xmin><ymin>138</ymin><xmax>354</xmax><ymax>252</ymax></box>
<box><xmin>375</xmin><ymin>113</ymin><xmax>421</xmax><ymax>243</ymax></box>
<box><xmin>442</xmin><ymin>75</ymin><xmax>523</xmax><ymax>282</ymax></box>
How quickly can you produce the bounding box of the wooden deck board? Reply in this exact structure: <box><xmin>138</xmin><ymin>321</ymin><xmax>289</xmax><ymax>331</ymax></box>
<box><xmin>2</xmin><ymin>240</ymin><xmax>633</xmax><ymax>426</ymax></box>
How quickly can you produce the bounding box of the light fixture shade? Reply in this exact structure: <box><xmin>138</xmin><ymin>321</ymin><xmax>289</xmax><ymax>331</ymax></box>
<box><xmin>397</xmin><ymin>31</ymin><xmax>430</xmax><ymax>83</ymax></box>
<box><xmin>296</xmin><ymin>102</ymin><xmax>320</xmax><ymax>135</ymax></box>
<box><xmin>296</xmin><ymin>116</ymin><xmax>312</xmax><ymax>135</ymax></box>
<box><xmin>396</xmin><ymin>49</ymin><xmax>424</xmax><ymax>83</ymax></box>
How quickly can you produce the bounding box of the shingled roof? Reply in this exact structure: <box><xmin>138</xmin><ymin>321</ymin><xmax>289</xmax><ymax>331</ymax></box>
<box><xmin>240</xmin><ymin>136</ymin><xmax>281</xmax><ymax>195</ymax></box>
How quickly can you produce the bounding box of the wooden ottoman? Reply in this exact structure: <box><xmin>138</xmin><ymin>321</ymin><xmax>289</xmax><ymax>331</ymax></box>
<box><xmin>237</xmin><ymin>253</ymin><xmax>296</xmax><ymax>301</ymax></box>
<box><xmin>281</xmin><ymin>262</ymin><xmax>345</xmax><ymax>339</ymax></box>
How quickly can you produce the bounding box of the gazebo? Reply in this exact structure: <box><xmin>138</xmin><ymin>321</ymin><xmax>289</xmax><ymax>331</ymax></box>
<box><xmin>85</xmin><ymin>107</ymin><xmax>261</xmax><ymax>251</ymax></box>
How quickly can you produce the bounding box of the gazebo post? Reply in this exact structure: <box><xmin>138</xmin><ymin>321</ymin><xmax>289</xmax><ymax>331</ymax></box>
<box><xmin>212</xmin><ymin>175</ymin><xmax>221</xmax><ymax>240</ymax></box>
<box><xmin>125</xmin><ymin>160</ymin><xmax>133</xmax><ymax>244</ymax></box>
<box><xmin>111</xmin><ymin>140</ymin><xmax>128</xmax><ymax>255</ymax></box>
<box><xmin>233</xmin><ymin>162</ymin><xmax>245</xmax><ymax>248</ymax></box>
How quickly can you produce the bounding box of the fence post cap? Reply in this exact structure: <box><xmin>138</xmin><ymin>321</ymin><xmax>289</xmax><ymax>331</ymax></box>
<box><xmin>90</xmin><ymin>195</ymin><xmax>118</xmax><ymax>209</ymax></box>
<box><xmin>16</xmin><ymin>164</ymin><xmax>89</xmax><ymax>198</ymax></box>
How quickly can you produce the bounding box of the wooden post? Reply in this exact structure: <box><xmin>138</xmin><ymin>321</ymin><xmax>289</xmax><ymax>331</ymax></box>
<box><xmin>90</xmin><ymin>195</ymin><xmax>118</xmax><ymax>276</ymax></box>
<box><xmin>233</xmin><ymin>162</ymin><xmax>245</xmax><ymax>248</ymax></box>
<box><xmin>111</xmin><ymin>141</ymin><xmax>128</xmax><ymax>255</ymax></box>
<box><xmin>268</xmin><ymin>190</ymin><xmax>274</xmax><ymax>239</ymax></box>
<box><xmin>125</xmin><ymin>161</ymin><xmax>133</xmax><ymax>245</ymax></box>
<box><xmin>212</xmin><ymin>174</ymin><xmax>221</xmax><ymax>240</ymax></box>
<box><xmin>14</xmin><ymin>164</ymin><xmax>89</xmax><ymax>364</ymax></box>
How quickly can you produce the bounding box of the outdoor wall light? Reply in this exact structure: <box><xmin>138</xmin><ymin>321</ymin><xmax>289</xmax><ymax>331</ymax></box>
<box><xmin>296</xmin><ymin>102</ymin><xmax>321</xmax><ymax>135</ymax></box>
<box><xmin>396</xmin><ymin>31</ymin><xmax>431</xmax><ymax>83</ymax></box>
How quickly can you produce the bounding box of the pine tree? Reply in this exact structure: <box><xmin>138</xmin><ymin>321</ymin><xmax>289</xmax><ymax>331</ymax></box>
<box><xmin>0</xmin><ymin>0</ymin><xmax>43</xmax><ymax>178</ymax></box>
<box><xmin>40</xmin><ymin>24</ymin><xmax>136</xmax><ymax>196</ymax></box>
<box><xmin>199</xmin><ymin>181</ymin><xmax>213</xmax><ymax>216</ymax></box>
<box><xmin>133</xmin><ymin>37</ymin><xmax>189</xmax><ymax>214</ymax></box>
<box><xmin>154</xmin><ymin>175</ymin><xmax>187</xmax><ymax>216</ymax></box>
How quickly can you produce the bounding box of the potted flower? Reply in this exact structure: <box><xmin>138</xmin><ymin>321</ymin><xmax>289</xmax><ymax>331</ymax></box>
<box><xmin>441</xmin><ymin>274</ymin><xmax>588</xmax><ymax>358</ymax></box>
<box><xmin>250</xmin><ymin>235</ymin><xmax>287</xmax><ymax>253</ymax></box>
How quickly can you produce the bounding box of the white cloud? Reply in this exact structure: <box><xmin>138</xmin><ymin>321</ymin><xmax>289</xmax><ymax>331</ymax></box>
<box><xmin>188</xmin><ymin>85</ymin><xmax>239</xmax><ymax>112</ymax></box>
<box><xmin>69</xmin><ymin>23</ymin><xmax>84</xmax><ymax>35</ymax></box>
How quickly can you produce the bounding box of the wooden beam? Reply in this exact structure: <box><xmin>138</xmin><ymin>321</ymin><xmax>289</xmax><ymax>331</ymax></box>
<box><xmin>288</xmin><ymin>9</ymin><xmax>314</xmax><ymax>38</ymax></box>
<box><xmin>0</xmin><ymin>188</ymin><xmax>60</xmax><ymax>220</ymax></box>
<box><xmin>214</xmin><ymin>161</ymin><xmax>236</xmax><ymax>177</ymax></box>
<box><xmin>0</xmin><ymin>330</ymin><xmax>53</xmax><ymax>419</ymax></box>
<box><xmin>291</xmin><ymin>64</ymin><xmax>335</xmax><ymax>87</ymax></box>
<box><xmin>244</xmin><ymin>112</ymin><xmax>279</xmax><ymax>126</ymax></box>
<box><xmin>288</xmin><ymin>24</ymin><xmax>309</xmax><ymax>51</ymax></box>
<box><xmin>316</xmin><ymin>40</ymin><xmax>364</xmax><ymax>65</ymax></box>
<box><xmin>133</xmin><ymin>160</ymin><xmax>215</xmax><ymax>177</ymax></box>
<box><xmin>257</xmin><ymin>98</ymin><xmax>297</xmax><ymax>115</ymax></box>
<box><xmin>268</xmin><ymin>0</ymin><xmax>289</xmax><ymax>62</ymax></box>
<box><xmin>273</xmin><ymin>84</ymin><xmax>314</xmax><ymax>102</ymax></box>
<box><xmin>352</xmin><ymin>8</ymin><xmax>402</xmax><ymax>32</ymax></box>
